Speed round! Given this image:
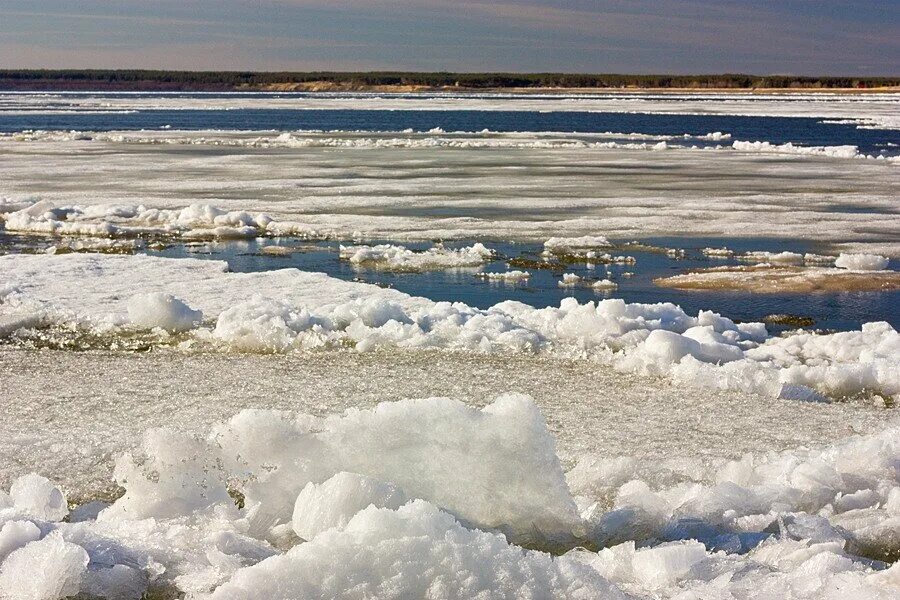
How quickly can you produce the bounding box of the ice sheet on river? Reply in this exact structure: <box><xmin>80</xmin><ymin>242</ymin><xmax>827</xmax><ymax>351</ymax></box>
<box><xmin>2</xmin><ymin>130</ymin><xmax>898</xmax><ymax>255</ymax></box>
<box><xmin>2</xmin><ymin>90</ymin><xmax>898</xmax><ymax>130</ymax></box>
<box><xmin>1</xmin><ymin>253</ymin><xmax>897</xmax><ymax>403</ymax></box>
<box><xmin>0</xmin><ymin>394</ymin><xmax>897</xmax><ymax>599</ymax></box>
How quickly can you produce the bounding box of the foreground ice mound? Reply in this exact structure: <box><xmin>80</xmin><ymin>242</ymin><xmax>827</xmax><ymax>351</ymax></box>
<box><xmin>0</xmin><ymin>533</ymin><xmax>89</xmax><ymax>600</ymax></box>
<box><xmin>211</xmin><ymin>500</ymin><xmax>623</xmax><ymax>600</ymax></box>
<box><xmin>291</xmin><ymin>472</ymin><xmax>408</xmax><ymax>541</ymax></box>
<box><xmin>212</xmin><ymin>395</ymin><xmax>581</xmax><ymax>543</ymax></box>
<box><xmin>2</xmin><ymin>253</ymin><xmax>898</xmax><ymax>403</ymax></box>
<box><xmin>0</xmin><ymin>396</ymin><xmax>897</xmax><ymax>599</ymax></box>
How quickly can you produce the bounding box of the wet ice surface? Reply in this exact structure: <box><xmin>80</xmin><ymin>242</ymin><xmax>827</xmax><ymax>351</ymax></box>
<box><xmin>1</xmin><ymin>346</ymin><xmax>893</xmax><ymax>502</ymax></box>
<box><xmin>1</xmin><ymin>130</ymin><xmax>898</xmax><ymax>256</ymax></box>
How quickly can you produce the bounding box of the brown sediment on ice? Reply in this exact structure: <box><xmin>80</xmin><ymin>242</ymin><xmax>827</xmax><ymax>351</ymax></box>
<box><xmin>654</xmin><ymin>265</ymin><xmax>900</xmax><ymax>293</ymax></box>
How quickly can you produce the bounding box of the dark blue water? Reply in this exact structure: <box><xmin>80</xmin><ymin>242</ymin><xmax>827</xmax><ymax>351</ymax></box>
<box><xmin>2</xmin><ymin>106</ymin><xmax>898</xmax><ymax>157</ymax></box>
<box><xmin>141</xmin><ymin>237</ymin><xmax>898</xmax><ymax>332</ymax></box>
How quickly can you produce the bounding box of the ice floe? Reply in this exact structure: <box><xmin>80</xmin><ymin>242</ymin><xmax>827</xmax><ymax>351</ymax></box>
<box><xmin>655</xmin><ymin>265</ymin><xmax>900</xmax><ymax>294</ymax></box>
<box><xmin>475</xmin><ymin>270</ymin><xmax>531</xmax><ymax>282</ymax></box>
<box><xmin>836</xmin><ymin>253</ymin><xmax>891</xmax><ymax>271</ymax></box>
<box><xmin>338</xmin><ymin>242</ymin><xmax>494</xmax><ymax>271</ymax></box>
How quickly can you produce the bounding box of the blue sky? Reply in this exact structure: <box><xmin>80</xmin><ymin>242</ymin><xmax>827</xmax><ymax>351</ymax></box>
<box><xmin>1</xmin><ymin>0</ymin><xmax>897</xmax><ymax>74</ymax></box>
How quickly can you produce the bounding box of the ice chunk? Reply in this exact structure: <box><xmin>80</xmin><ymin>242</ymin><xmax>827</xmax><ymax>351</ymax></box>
<box><xmin>631</xmin><ymin>541</ymin><xmax>708</xmax><ymax>589</ymax></box>
<box><xmin>558</xmin><ymin>273</ymin><xmax>582</xmax><ymax>286</ymax></box>
<box><xmin>544</xmin><ymin>236</ymin><xmax>612</xmax><ymax>253</ymax></box>
<box><xmin>127</xmin><ymin>292</ymin><xmax>202</xmax><ymax>332</ymax></box>
<box><xmin>339</xmin><ymin>243</ymin><xmax>493</xmax><ymax>271</ymax></box>
<box><xmin>81</xmin><ymin>565</ymin><xmax>147</xmax><ymax>600</ymax></box>
<box><xmin>0</xmin><ymin>521</ymin><xmax>41</xmax><ymax>563</ymax></box>
<box><xmin>835</xmin><ymin>253</ymin><xmax>890</xmax><ymax>271</ymax></box>
<box><xmin>214</xmin><ymin>395</ymin><xmax>582</xmax><ymax>543</ymax></box>
<box><xmin>592</xmin><ymin>279</ymin><xmax>618</xmax><ymax>290</ymax></box>
<box><xmin>211</xmin><ymin>501</ymin><xmax>625</xmax><ymax>600</ymax></box>
<box><xmin>291</xmin><ymin>472</ymin><xmax>407</xmax><ymax>541</ymax></box>
<box><xmin>476</xmin><ymin>270</ymin><xmax>530</xmax><ymax>281</ymax></box>
<box><xmin>10</xmin><ymin>474</ymin><xmax>68</xmax><ymax>522</ymax></box>
<box><xmin>102</xmin><ymin>429</ymin><xmax>231</xmax><ymax>521</ymax></box>
<box><xmin>0</xmin><ymin>533</ymin><xmax>89</xmax><ymax>600</ymax></box>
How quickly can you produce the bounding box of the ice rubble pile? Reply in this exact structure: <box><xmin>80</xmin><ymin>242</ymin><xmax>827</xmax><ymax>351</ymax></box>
<box><xmin>475</xmin><ymin>270</ymin><xmax>531</xmax><ymax>282</ymax></box>
<box><xmin>543</xmin><ymin>235</ymin><xmax>613</xmax><ymax>253</ymax></box>
<box><xmin>1</xmin><ymin>253</ymin><xmax>898</xmax><ymax>402</ymax></box>
<box><xmin>338</xmin><ymin>242</ymin><xmax>494</xmax><ymax>271</ymax></box>
<box><xmin>5</xmin><ymin>127</ymin><xmax>897</xmax><ymax>161</ymax></box>
<box><xmin>0</xmin><ymin>395</ymin><xmax>897</xmax><ymax>599</ymax></box>
<box><xmin>0</xmin><ymin>128</ymin><xmax>737</xmax><ymax>153</ymax></box>
<box><xmin>0</xmin><ymin>200</ymin><xmax>322</xmax><ymax>240</ymax></box>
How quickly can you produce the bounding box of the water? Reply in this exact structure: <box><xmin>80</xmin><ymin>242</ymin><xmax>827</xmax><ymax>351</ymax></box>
<box><xmin>131</xmin><ymin>236</ymin><xmax>898</xmax><ymax>332</ymax></box>
<box><xmin>3</xmin><ymin>109</ymin><xmax>899</xmax><ymax>156</ymax></box>
<box><xmin>2</xmin><ymin>91</ymin><xmax>897</xmax><ymax>332</ymax></box>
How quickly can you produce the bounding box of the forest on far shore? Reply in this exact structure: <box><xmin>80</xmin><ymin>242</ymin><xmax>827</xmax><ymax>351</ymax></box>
<box><xmin>1</xmin><ymin>70</ymin><xmax>898</xmax><ymax>91</ymax></box>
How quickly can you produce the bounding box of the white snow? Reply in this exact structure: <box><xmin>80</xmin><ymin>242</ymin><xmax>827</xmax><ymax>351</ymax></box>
<box><xmin>127</xmin><ymin>293</ymin><xmax>203</xmax><ymax>332</ymax></box>
<box><xmin>835</xmin><ymin>253</ymin><xmax>890</xmax><ymax>271</ymax></box>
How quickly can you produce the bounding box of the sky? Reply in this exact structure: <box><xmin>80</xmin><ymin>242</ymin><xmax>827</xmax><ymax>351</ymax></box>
<box><xmin>1</xmin><ymin>0</ymin><xmax>897</xmax><ymax>75</ymax></box>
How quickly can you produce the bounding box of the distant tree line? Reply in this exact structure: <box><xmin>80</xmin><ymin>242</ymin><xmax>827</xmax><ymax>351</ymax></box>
<box><xmin>0</xmin><ymin>70</ymin><xmax>897</xmax><ymax>91</ymax></box>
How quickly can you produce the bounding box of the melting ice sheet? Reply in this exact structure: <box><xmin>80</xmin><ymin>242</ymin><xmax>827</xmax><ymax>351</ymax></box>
<box><xmin>1</xmin><ymin>129</ymin><xmax>897</xmax><ymax>255</ymax></box>
<box><xmin>1</xmin><ymin>90</ymin><xmax>899</xmax><ymax>130</ymax></box>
